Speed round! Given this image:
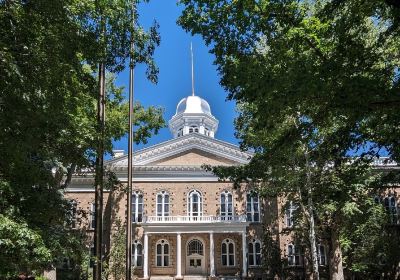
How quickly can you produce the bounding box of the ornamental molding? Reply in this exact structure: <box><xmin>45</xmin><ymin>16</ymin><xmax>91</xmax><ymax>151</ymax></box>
<box><xmin>107</xmin><ymin>133</ymin><xmax>252</xmax><ymax>167</ymax></box>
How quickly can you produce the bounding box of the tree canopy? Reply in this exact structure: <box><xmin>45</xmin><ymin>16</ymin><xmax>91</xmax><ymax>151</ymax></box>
<box><xmin>0</xmin><ymin>0</ymin><xmax>163</xmax><ymax>277</ymax></box>
<box><xmin>179</xmin><ymin>0</ymin><xmax>400</xmax><ymax>279</ymax></box>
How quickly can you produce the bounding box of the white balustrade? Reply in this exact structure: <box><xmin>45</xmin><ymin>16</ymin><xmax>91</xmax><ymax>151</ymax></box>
<box><xmin>143</xmin><ymin>215</ymin><xmax>247</xmax><ymax>223</ymax></box>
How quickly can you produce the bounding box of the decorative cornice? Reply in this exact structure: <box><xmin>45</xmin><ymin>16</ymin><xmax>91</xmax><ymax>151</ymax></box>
<box><xmin>107</xmin><ymin>133</ymin><xmax>252</xmax><ymax>167</ymax></box>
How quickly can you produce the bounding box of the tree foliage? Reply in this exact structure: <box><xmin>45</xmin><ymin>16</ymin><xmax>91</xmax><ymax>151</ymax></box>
<box><xmin>179</xmin><ymin>0</ymin><xmax>400</xmax><ymax>278</ymax></box>
<box><xmin>0</xmin><ymin>0</ymin><xmax>163</xmax><ymax>277</ymax></box>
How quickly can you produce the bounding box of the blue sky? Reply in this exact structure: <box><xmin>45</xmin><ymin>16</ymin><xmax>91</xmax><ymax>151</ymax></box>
<box><xmin>112</xmin><ymin>0</ymin><xmax>238</xmax><ymax>153</ymax></box>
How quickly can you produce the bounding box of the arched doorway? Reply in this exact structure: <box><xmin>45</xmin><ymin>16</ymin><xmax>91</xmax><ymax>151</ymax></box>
<box><xmin>186</xmin><ymin>238</ymin><xmax>205</xmax><ymax>275</ymax></box>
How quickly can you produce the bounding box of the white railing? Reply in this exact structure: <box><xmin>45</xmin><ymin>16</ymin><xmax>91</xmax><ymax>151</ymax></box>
<box><xmin>143</xmin><ymin>215</ymin><xmax>247</xmax><ymax>223</ymax></box>
<box><xmin>372</xmin><ymin>157</ymin><xmax>398</xmax><ymax>166</ymax></box>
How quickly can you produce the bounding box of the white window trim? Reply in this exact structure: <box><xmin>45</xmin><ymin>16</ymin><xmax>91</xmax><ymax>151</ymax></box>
<box><xmin>132</xmin><ymin>191</ymin><xmax>143</xmax><ymax>223</ymax></box>
<box><xmin>187</xmin><ymin>238</ymin><xmax>204</xmax><ymax>256</ymax></box>
<box><xmin>90</xmin><ymin>202</ymin><xmax>95</xmax><ymax>230</ymax></box>
<box><xmin>220</xmin><ymin>190</ymin><xmax>233</xmax><ymax>218</ymax></box>
<box><xmin>248</xmin><ymin>239</ymin><xmax>262</xmax><ymax>267</ymax></box>
<box><xmin>70</xmin><ymin>200</ymin><xmax>77</xmax><ymax>229</ymax></box>
<box><xmin>384</xmin><ymin>195</ymin><xmax>399</xmax><ymax>224</ymax></box>
<box><xmin>156</xmin><ymin>190</ymin><xmax>170</xmax><ymax>217</ymax></box>
<box><xmin>317</xmin><ymin>244</ymin><xmax>327</xmax><ymax>266</ymax></box>
<box><xmin>285</xmin><ymin>201</ymin><xmax>297</xmax><ymax>228</ymax></box>
<box><xmin>132</xmin><ymin>240</ymin><xmax>143</xmax><ymax>267</ymax></box>
<box><xmin>89</xmin><ymin>245</ymin><xmax>95</xmax><ymax>268</ymax></box>
<box><xmin>287</xmin><ymin>243</ymin><xmax>303</xmax><ymax>267</ymax></box>
<box><xmin>246</xmin><ymin>193</ymin><xmax>260</xmax><ymax>222</ymax></box>
<box><xmin>155</xmin><ymin>239</ymin><xmax>170</xmax><ymax>267</ymax></box>
<box><xmin>221</xmin><ymin>238</ymin><xmax>236</xmax><ymax>267</ymax></box>
<box><xmin>188</xmin><ymin>190</ymin><xmax>203</xmax><ymax>218</ymax></box>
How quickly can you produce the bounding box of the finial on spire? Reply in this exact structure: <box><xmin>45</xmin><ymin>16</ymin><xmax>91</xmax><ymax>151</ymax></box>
<box><xmin>191</xmin><ymin>42</ymin><xmax>195</xmax><ymax>96</ymax></box>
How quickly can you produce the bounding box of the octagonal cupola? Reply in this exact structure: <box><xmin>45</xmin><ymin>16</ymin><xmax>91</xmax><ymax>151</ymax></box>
<box><xmin>169</xmin><ymin>95</ymin><xmax>219</xmax><ymax>138</ymax></box>
<box><xmin>169</xmin><ymin>43</ymin><xmax>219</xmax><ymax>138</ymax></box>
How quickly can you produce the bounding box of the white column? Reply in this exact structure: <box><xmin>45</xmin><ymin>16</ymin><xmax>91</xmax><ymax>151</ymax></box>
<box><xmin>176</xmin><ymin>232</ymin><xmax>182</xmax><ymax>279</ymax></box>
<box><xmin>143</xmin><ymin>233</ymin><xmax>149</xmax><ymax>279</ymax></box>
<box><xmin>209</xmin><ymin>232</ymin><xmax>215</xmax><ymax>277</ymax></box>
<box><xmin>242</xmin><ymin>231</ymin><xmax>247</xmax><ymax>277</ymax></box>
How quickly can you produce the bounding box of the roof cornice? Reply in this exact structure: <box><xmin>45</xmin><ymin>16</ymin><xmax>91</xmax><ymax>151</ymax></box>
<box><xmin>107</xmin><ymin>133</ymin><xmax>252</xmax><ymax>167</ymax></box>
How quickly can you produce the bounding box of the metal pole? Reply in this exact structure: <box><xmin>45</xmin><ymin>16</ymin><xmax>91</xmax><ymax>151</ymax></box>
<box><xmin>94</xmin><ymin>53</ymin><xmax>105</xmax><ymax>280</ymax></box>
<box><xmin>126</xmin><ymin>2</ymin><xmax>135</xmax><ymax>279</ymax></box>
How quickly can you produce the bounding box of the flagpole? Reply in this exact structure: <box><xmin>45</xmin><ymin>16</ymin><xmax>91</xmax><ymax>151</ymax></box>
<box><xmin>126</xmin><ymin>2</ymin><xmax>135</xmax><ymax>280</ymax></box>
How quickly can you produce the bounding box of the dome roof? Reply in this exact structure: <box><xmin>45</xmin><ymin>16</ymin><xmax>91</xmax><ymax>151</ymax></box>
<box><xmin>176</xmin><ymin>96</ymin><xmax>212</xmax><ymax>115</ymax></box>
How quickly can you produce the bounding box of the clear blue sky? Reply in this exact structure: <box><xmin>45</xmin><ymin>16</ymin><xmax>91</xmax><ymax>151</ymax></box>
<box><xmin>112</xmin><ymin>0</ymin><xmax>238</xmax><ymax>153</ymax></box>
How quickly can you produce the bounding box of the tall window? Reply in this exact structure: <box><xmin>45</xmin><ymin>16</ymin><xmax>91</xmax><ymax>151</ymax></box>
<box><xmin>156</xmin><ymin>239</ymin><xmax>169</xmax><ymax>267</ymax></box>
<box><xmin>156</xmin><ymin>191</ymin><xmax>170</xmax><ymax>217</ymax></box>
<box><xmin>220</xmin><ymin>191</ymin><xmax>233</xmax><ymax>219</ymax></box>
<box><xmin>188</xmin><ymin>190</ymin><xmax>203</xmax><ymax>218</ymax></box>
<box><xmin>317</xmin><ymin>244</ymin><xmax>327</xmax><ymax>266</ymax></box>
<box><xmin>383</xmin><ymin>196</ymin><xmax>398</xmax><ymax>224</ymax></box>
<box><xmin>246</xmin><ymin>193</ymin><xmax>260</xmax><ymax>222</ymax></box>
<box><xmin>90</xmin><ymin>202</ymin><xmax>95</xmax><ymax>229</ymax></box>
<box><xmin>248</xmin><ymin>239</ymin><xmax>262</xmax><ymax>266</ymax></box>
<box><xmin>132</xmin><ymin>191</ymin><xmax>143</xmax><ymax>223</ymax></box>
<box><xmin>89</xmin><ymin>246</ymin><xmax>95</xmax><ymax>268</ymax></box>
<box><xmin>288</xmin><ymin>244</ymin><xmax>302</xmax><ymax>266</ymax></box>
<box><xmin>221</xmin><ymin>239</ymin><xmax>235</xmax><ymax>266</ymax></box>
<box><xmin>69</xmin><ymin>200</ymin><xmax>77</xmax><ymax>229</ymax></box>
<box><xmin>285</xmin><ymin>201</ymin><xmax>297</xmax><ymax>227</ymax></box>
<box><xmin>132</xmin><ymin>240</ymin><xmax>143</xmax><ymax>267</ymax></box>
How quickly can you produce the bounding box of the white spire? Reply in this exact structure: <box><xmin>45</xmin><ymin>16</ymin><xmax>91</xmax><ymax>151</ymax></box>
<box><xmin>191</xmin><ymin>42</ymin><xmax>195</xmax><ymax>96</ymax></box>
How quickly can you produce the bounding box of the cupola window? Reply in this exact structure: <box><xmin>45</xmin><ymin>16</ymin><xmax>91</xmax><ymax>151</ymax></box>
<box><xmin>189</xmin><ymin>126</ymin><xmax>199</xmax><ymax>133</ymax></box>
<box><xmin>178</xmin><ymin>128</ymin><xmax>183</xmax><ymax>137</ymax></box>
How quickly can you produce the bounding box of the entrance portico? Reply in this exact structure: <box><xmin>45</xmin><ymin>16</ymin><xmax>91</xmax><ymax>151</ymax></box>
<box><xmin>141</xmin><ymin>215</ymin><xmax>249</xmax><ymax>279</ymax></box>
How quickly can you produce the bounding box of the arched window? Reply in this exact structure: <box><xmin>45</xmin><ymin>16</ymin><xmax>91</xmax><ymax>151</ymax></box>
<box><xmin>156</xmin><ymin>191</ymin><xmax>170</xmax><ymax>218</ymax></box>
<box><xmin>285</xmin><ymin>201</ymin><xmax>297</xmax><ymax>227</ymax></box>
<box><xmin>246</xmin><ymin>193</ymin><xmax>260</xmax><ymax>222</ymax></box>
<box><xmin>317</xmin><ymin>244</ymin><xmax>327</xmax><ymax>266</ymax></box>
<box><xmin>220</xmin><ymin>191</ymin><xmax>233</xmax><ymax>219</ymax></box>
<box><xmin>187</xmin><ymin>239</ymin><xmax>204</xmax><ymax>255</ymax></box>
<box><xmin>132</xmin><ymin>191</ymin><xmax>143</xmax><ymax>223</ymax></box>
<box><xmin>188</xmin><ymin>190</ymin><xmax>203</xmax><ymax>219</ymax></box>
<box><xmin>221</xmin><ymin>238</ymin><xmax>235</xmax><ymax>266</ymax></box>
<box><xmin>69</xmin><ymin>200</ymin><xmax>77</xmax><ymax>229</ymax></box>
<box><xmin>178</xmin><ymin>128</ymin><xmax>183</xmax><ymax>137</ymax></box>
<box><xmin>132</xmin><ymin>240</ymin><xmax>143</xmax><ymax>267</ymax></box>
<box><xmin>248</xmin><ymin>239</ymin><xmax>262</xmax><ymax>266</ymax></box>
<box><xmin>288</xmin><ymin>244</ymin><xmax>303</xmax><ymax>266</ymax></box>
<box><xmin>384</xmin><ymin>196</ymin><xmax>398</xmax><ymax>224</ymax></box>
<box><xmin>90</xmin><ymin>202</ymin><xmax>95</xmax><ymax>229</ymax></box>
<box><xmin>204</xmin><ymin>128</ymin><xmax>210</xmax><ymax>136</ymax></box>
<box><xmin>156</xmin><ymin>239</ymin><xmax>169</xmax><ymax>267</ymax></box>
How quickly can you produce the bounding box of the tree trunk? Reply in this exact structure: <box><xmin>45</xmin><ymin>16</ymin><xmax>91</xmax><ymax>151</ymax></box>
<box><xmin>329</xmin><ymin>225</ymin><xmax>344</xmax><ymax>280</ymax></box>
<box><xmin>308</xmin><ymin>195</ymin><xmax>320</xmax><ymax>280</ymax></box>
<box><xmin>305</xmin><ymin>151</ymin><xmax>320</xmax><ymax>280</ymax></box>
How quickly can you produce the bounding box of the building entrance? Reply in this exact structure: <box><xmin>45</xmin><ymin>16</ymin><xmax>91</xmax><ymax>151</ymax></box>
<box><xmin>186</xmin><ymin>238</ymin><xmax>205</xmax><ymax>275</ymax></box>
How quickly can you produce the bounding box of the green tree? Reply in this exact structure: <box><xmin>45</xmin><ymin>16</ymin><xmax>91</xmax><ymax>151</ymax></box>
<box><xmin>179</xmin><ymin>0</ymin><xmax>400</xmax><ymax>279</ymax></box>
<box><xmin>0</xmin><ymin>0</ymin><xmax>164</xmax><ymax>278</ymax></box>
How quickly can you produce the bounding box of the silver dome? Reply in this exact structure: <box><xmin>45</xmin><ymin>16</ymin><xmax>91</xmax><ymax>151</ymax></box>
<box><xmin>176</xmin><ymin>96</ymin><xmax>211</xmax><ymax>115</ymax></box>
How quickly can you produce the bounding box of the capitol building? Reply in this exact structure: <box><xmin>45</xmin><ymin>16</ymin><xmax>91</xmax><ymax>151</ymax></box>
<box><xmin>65</xmin><ymin>93</ymin><xmax>399</xmax><ymax>280</ymax></box>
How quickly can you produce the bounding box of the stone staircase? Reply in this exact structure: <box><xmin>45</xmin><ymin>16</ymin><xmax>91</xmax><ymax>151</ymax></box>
<box><xmin>148</xmin><ymin>276</ymin><xmax>239</xmax><ymax>280</ymax></box>
<box><xmin>149</xmin><ymin>277</ymin><xmax>174</xmax><ymax>280</ymax></box>
<box><xmin>183</xmin><ymin>276</ymin><xmax>208</xmax><ymax>280</ymax></box>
